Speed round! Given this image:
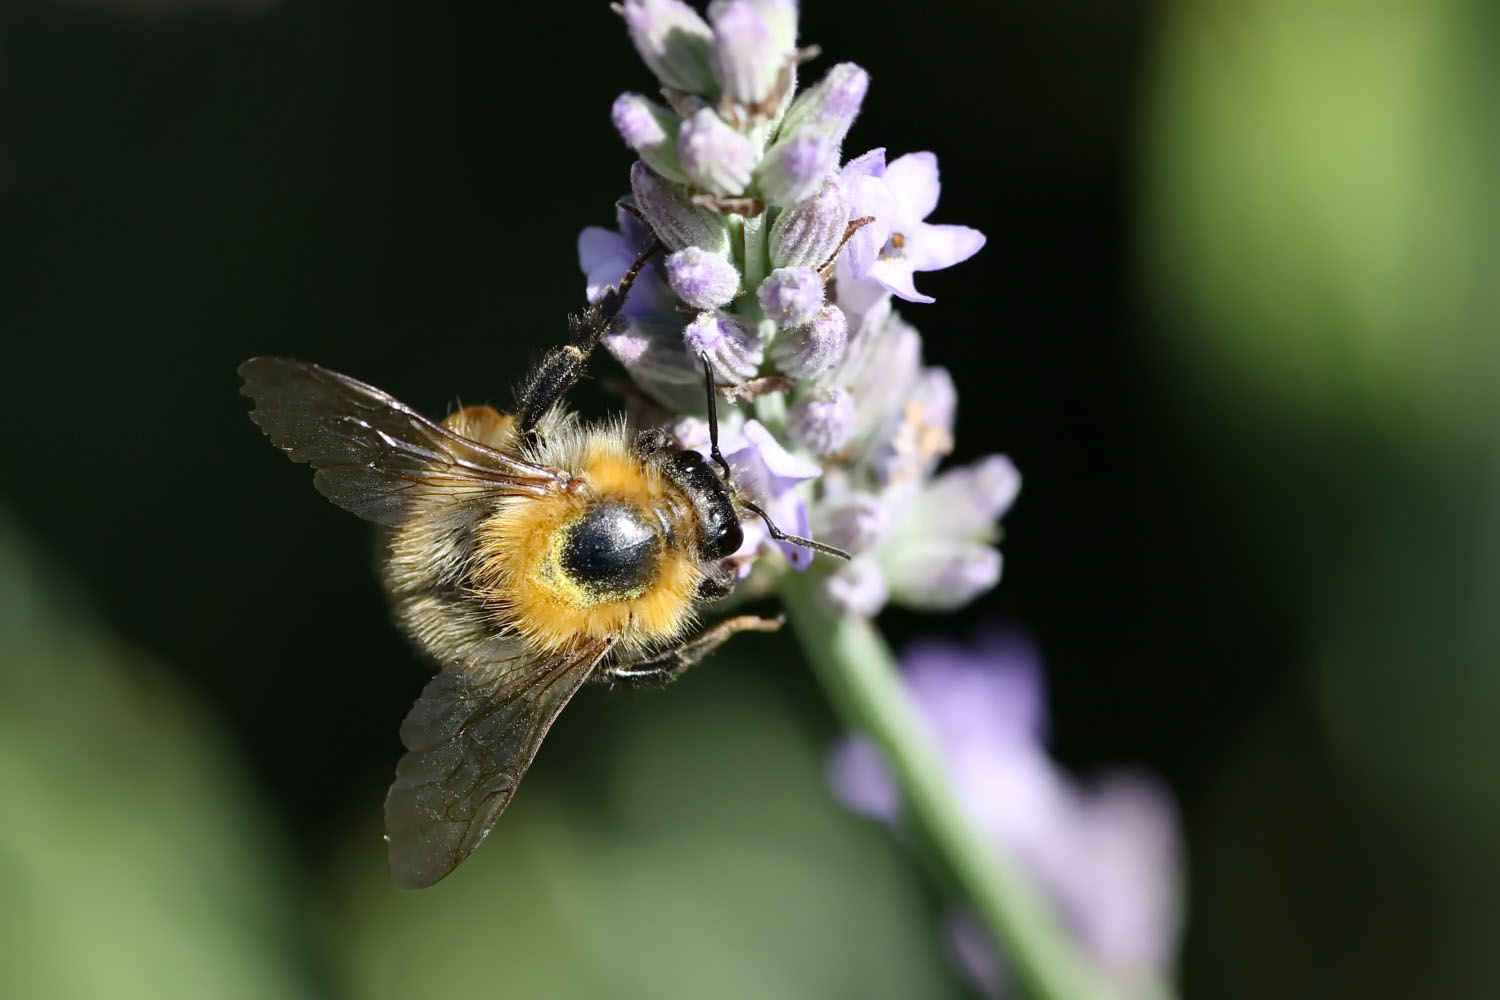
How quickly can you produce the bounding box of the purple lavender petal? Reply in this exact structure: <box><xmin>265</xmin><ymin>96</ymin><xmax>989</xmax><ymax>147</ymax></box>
<box><xmin>944</xmin><ymin>910</ymin><xmax>1008</xmax><ymax>1000</ymax></box>
<box><xmin>883</xmin><ymin>151</ymin><xmax>942</xmax><ymax>221</ymax></box>
<box><xmin>866</xmin><ymin>255</ymin><xmax>935</xmax><ymax>304</ymax></box>
<box><xmin>738</xmin><ymin>418</ymin><xmax>823</xmax><ymax>484</ymax></box>
<box><xmin>822</xmin><ymin>556</ymin><xmax>890</xmax><ymax>618</ymax></box>
<box><xmin>901</xmin><ymin>630</ymin><xmax>1049</xmax><ymax>748</ymax></box>
<box><xmin>578</xmin><ymin>226</ymin><xmax>630</xmax><ymax>300</ymax></box>
<box><xmin>826</xmin><ymin>735</ymin><xmax>901</xmax><ymax>823</ymax></box>
<box><xmin>909</xmin><ymin>223</ymin><xmax>987</xmax><ymax>273</ymax></box>
<box><xmin>884</xmin><ymin>539</ymin><xmax>1001</xmax><ymax>610</ymax></box>
<box><xmin>1048</xmin><ymin>773</ymin><xmax>1184</xmax><ymax>976</ymax></box>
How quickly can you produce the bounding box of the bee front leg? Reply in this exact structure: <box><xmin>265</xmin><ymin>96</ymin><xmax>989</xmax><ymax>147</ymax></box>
<box><xmin>602</xmin><ymin>614</ymin><xmax>785</xmax><ymax>689</ymax></box>
<box><xmin>515</xmin><ymin>241</ymin><xmax>660</xmax><ymax>439</ymax></box>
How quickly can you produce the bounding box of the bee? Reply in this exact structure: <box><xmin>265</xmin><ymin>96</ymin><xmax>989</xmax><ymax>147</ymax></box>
<box><xmin>239</xmin><ymin>246</ymin><xmax>846</xmax><ymax>889</ymax></box>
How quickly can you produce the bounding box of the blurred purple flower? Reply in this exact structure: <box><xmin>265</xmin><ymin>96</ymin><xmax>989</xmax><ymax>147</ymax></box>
<box><xmin>828</xmin><ymin>631</ymin><xmax>1183</xmax><ymax>995</ymax></box>
<box><xmin>577</xmin><ymin>205</ymin><xmax>674</xmax><ymax>319</ymax></box>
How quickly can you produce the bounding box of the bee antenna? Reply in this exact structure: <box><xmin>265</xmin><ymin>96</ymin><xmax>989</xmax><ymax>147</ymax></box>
<box><xmin>698</xmin><ymin>352</ymin><xmax>734</xmax><ymax>483</ymax></box>
<box><xmin>743</xmin><ymin>499</ymin><xmax>852</xmax><ymax>561</ymax></box>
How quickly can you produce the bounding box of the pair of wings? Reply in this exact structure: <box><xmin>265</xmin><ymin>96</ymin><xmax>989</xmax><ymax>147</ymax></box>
<box><xmin>239</xmin><ymin>357</ymin><xmax>611</xmax><ymax>890</ymax></box>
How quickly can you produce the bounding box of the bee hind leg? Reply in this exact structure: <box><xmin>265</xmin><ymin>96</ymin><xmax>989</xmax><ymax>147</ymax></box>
<box><xmin>602</xmin><ymin>614</ymin><xmax>785</xmax><ymax>689</ymax></box>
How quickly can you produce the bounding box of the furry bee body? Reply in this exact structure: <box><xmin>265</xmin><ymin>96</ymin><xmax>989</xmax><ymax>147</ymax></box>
<box><xmin>239</xmin><ymin>356</ymin><xmax>770</xmax><ymax>889</ymax></box>
<box><xmin>383</xmin><ymin>404</ymin><xmax>711</xmax><ymax>667</ymax></box>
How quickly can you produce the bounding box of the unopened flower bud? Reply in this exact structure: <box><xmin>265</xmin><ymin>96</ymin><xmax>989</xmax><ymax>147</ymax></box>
<box><xmin>708</xmin><ymin>1</ymin><xmax>783</xmax><ymax>107</ymax></box>
<box><xmin>884</xmin><ymin>541</ymin><xmax>1001</xmax><ymax>611</ymax></box>
<box><xmin>665</xmin><ymin>247</ymin><xmax>741</xmax><ymax>310</ymax></box>
<box><xmin>755</xmin><ymin>132</ymin><xmax>838</xmax><ymax>207</ymax></box>
<box><xmin>678</xmin><ymin>108</ymin><xmax>756</xmax><ymax>195</ymax></box>
<box><xmin>612</xmin><ymin>93</ymin><xmax>689</xmax><ymax>183</ymax></box>
<box><xmin>778</xmin><ymin>62</ymin><xmax>868</xmax><ymax>148</ymax></box>
<box><xmin>771</xmin><ymin>304</ymin><xmax>847</xmax><ymax>379</ymax></box>
<box><xmin>736</xmin><ymin>0</ymin><xmax>797</xmax><ymax>53</ymax></box>
<box><xmin>631</xmin><ymin>162</ymin><xmax>731</xmax><ymax>255</ymax></box>
<box><xmin>621</xmin><ymin>0</ymin><xmax>717</xmax><ymax>95</ymax></box>
<box><xmin>769</xmin><ymin>179</ymin><xmax>851</xmax><ymax>270</ymax></box>
<box><xmin>757</xmin><ymin>266</ymin><xmax>824</xmax><ymax>328</ymax></box>
<box><xmin>823</xmin><ymin>556</ymin><xmax>889</xmax><ymax>618</ymax></box>
<box><xmin>683</xmin><ymin>310</ymin><xmax>764</xmax><ymax>384</ymax></box>
<box><xmin>789</xmin><ymin>386</ymin><xmax>856</xmax><ymax>456</ymax></box>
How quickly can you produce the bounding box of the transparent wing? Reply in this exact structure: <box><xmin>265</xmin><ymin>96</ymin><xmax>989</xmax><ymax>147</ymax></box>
<box><xmin>238</xmin><ymin>356</ymin><xmax>561</xmax><ymax>525</ymax></box>
<box><xmin>384</xmin><ymin>637</ymin><xmax>612</xmax><ymax>889</ymax></box>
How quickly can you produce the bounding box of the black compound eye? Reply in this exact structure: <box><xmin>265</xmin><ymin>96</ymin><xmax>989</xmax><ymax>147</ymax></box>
<box><xmin>560</xmin><ymin>500</ymin><xmax>661</xmax><ymax>598</ymax></box>
<box><xmin>704</xmin><ymin>516</ymin><xmax>743</xmax><ymax>561</ymax></box>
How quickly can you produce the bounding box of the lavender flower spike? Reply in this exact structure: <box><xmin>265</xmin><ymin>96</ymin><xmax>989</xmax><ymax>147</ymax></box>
<box><xmin>581</xmin><ymin>12</ymin><xmax>1093</xmax><ymax>991</ymax></box>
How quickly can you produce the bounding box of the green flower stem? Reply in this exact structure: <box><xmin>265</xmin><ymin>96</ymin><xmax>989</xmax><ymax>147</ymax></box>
<box><xmin>778</xmin><ymin>571</ymin><xmax>1114</xmax><ymax>1000</ymax></box>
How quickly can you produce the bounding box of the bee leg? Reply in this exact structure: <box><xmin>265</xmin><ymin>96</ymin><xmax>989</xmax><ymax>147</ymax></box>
<box><xmin>515</xmin><ymin>240</ymin><xmax>661</xmax><ymax>440</ymax></box>
<box><xmin>602</xmin><ymin>614</ymin><xmax>785</xmax><ymax>689</ymax></box>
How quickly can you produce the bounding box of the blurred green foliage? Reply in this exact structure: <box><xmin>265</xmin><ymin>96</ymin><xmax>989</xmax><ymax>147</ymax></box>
<box><xmin>330</xmin><ymin>664</ymin><xmax>959</xmax><ymax>999</ymax></box>
<box><xmin>1142</xmin><ymin>0</ymin><xmax>1500</xmax><ymax>995</ymax></box>
<box><xmin>0</xmin><ymin>515</ymin><xmax>314</xmax><ymax>999</ymax></box>
<box><xmin>0</xmin><ymin>510</ymin><xmax>957</xmax><ymax>998</ymax></box>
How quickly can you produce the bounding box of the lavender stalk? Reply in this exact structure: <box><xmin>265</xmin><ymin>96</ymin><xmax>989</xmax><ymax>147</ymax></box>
<box><xmin>586</xmin><ymin>2</ymin><xmax>1121</xmax><ymax>994</ymax></box>
<box><xmin>780</xmin><ymin>571</ymin><xmax>1113</xmax><ymax>1000</ymax></box>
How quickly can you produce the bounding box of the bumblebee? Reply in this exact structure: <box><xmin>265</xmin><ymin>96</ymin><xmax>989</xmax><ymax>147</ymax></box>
<box><xmin>240</xmin><ymin>248</ymin><xmax>844</xmax><ymax>889</ymax></box>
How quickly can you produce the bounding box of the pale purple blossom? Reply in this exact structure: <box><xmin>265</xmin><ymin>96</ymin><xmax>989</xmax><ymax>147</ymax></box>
<box><xmin>577</xmin><ymin>206</ymin><xmax>675</xmax><ymax>319</ymax></box>
<box><xmin>788</xmin><ymin>386</ymin><xmax>856</xmax><ymax>456</ymax></box>
<box><xmin>836</xmin><ymin>149</ymin><xmax>986</xmax><ymax>305</ymax></box>
<box><xmin>828</xmin><ymin>631</ymin><xmax>1184</xmax><ymax>995</ymax></box>
<box><xmin>585</xmin><ymin>2</ymin><xmax>1000</xmax><ymax>602</ymax></box>
<box><xmin>713</xmin><ymin>419</ymin><xmax>822</xmax><ymax>571</ymax></box>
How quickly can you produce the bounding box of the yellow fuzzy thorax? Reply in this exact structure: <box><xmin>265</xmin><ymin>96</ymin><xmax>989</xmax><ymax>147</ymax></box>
<box><xmin>474</xmin><ymin>430</ymin><xmax>701</xmax><ymax>654</ymax></box>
